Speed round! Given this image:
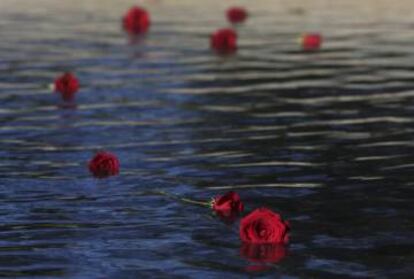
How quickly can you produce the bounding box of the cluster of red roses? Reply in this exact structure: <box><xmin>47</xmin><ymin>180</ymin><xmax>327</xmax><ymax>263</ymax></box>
<box><xmin>87</xmin><ymin>150</ymin><xmax>293</xmax><ymax>268</ymax></box>
<box><xmin>211</xmin><ymin>191</ymin><xmax>290</xmax><ymax>269</ymax></box>
<box><xmin>122</xmin><ymin>6</ymin><xmax>321</xmax><ymax>54</ymax></box>
<box><xmin>53</xmin><ymin>6</ymin><xmax>322</xmax><ymax>101</ymax></box>
<box><xmin>52</xmin><ymin>5</ymin><xmax>322</xmax><ymax>180</ymax></box>
<box><xmin>52</xmin><ymin>7</ymin><xmax>296</xmax><ymax>269</ymax></box>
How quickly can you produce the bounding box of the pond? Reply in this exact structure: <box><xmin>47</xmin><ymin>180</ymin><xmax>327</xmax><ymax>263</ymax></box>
<box><xmin>0</xmin><ymin>0</ymin><xmax>413</xmax><ymax>278</ymax></box>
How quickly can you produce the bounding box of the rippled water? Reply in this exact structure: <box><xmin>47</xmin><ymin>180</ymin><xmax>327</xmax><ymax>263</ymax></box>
<box><xmin>0</xmin><ymin>0</ymin><xmax>413</xmax><ymax>278</ymax></box>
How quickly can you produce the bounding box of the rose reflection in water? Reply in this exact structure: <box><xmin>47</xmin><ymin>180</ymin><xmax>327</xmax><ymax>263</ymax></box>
<box><xmin>128</xmin><ymin>34</ymin><xmax>147</xmax><ymax>46</ymax></box>
<box><xmin>57</xmin><ymin>102</ymin><xmax>78</xmax><ymax>110</ymax></box>
<box><xmin>215</xmin><ymin>209</ymin><xmax>241</xmax><ymax>224</ymax></box>
<box><xmin>241</xmin><ymin>243</ymin><xmax>287</xmax><ymax>272</ymax></box>
<box><xmin>56</xmin><ymin>102</ymin><xmax>78</xmax><ymax>130</ymax></box>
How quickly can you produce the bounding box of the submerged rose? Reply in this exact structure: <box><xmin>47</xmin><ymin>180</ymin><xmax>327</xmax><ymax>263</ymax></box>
<box><xmin>211</xmin><ymin>191</ymin><xmax>244</xmax><ymax>222</ymax></box>
<box><xmin>301</xmin><ymin>33</ymin><xmax>322</xmax><ymax>51</ymax></box>
<box><xmin>88</xmin><ymin>151</ymin><xmax>120</xmax><ymax>178</ymax></box>
<box><xmin>240</xmin><ymin>208</ymin><xmax>290</xmax><ymax>245</ymax></box>
<box><xmin>226</xmin><ymin>7</ymin><xmax>248</xmax><ymax>24</ymax></box>
<box><xmin>122</xmin><ymin>6</ymin><xmax>150</xmax><ymax>35</ymax></box>
<box><xmin>54</xmin><ymin>72</ymin><xmax>79</xmax><ymax>102</ymax></box>
<box><xmin>210</xmin><ymin>28</ymin><xmax>237</xmax><ymax>54</ymax></box>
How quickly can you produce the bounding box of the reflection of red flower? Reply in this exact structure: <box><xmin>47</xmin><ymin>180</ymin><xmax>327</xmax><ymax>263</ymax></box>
<box><xmin>241</xmin><ymin>243</ymin><xmax>287</xmax><ymax>263</ymax></box>
<box><xmin>122</xmin><ymin>6</ymin><xmax>150</xmax><ymax>35</ymax></box>
<box><xmin>88</xmin><ymin>151</ymin><xmax>120</xmax><ymax>178</ymax></box>
<box><xmin>245</xmin><ymin>265</ymin><xmax>271</xmax><ymax>272</ymax></box>
<box><xmin>210</xmin><ymin>28</ymin><xmax>237</xmax><ymax>54</ymax></box>
<box><xmin>240</xmin><ymin>208</ymin><xmax>290</xmax><ymax>244</ymax></box>
<box><xmin>241</xmin><ymin>244</ymin><xmax>287</xmax><ymax>272</ymax></box>
<box><xmin>301</xmin><ymin>33</ymin><xmax>322</xmax><ymax>51</ymax></box>
<box><xmin>54</xmin><ymin>72</ymin><xmax>79</xmax><ymax>102</ymax></box>
<box><xmin>226</xmin><ymin>7</ymin><xmax>248</xmax><ymax>24</ymax></box>
<box><xmin>212</xmin><ymin>191</ymin><xmax>243</xmax><ymax>223</ymax></box>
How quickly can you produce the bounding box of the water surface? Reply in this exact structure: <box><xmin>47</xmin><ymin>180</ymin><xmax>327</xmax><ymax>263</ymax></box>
<box><xmin>0</xmin><ymin>0</ymin><xmax>413</xmax><ymax>278</ymax></box>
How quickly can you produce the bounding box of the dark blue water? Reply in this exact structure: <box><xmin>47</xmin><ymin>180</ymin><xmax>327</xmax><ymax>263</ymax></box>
<box><xmin>0</xmin><ymin>0</ymin><xmax>413</xmax><ymax>278</ymax></box>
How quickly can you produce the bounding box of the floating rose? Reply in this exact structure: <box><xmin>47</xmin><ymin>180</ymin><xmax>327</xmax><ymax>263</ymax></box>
<box><xmin>226</xmin><ymin>7</ymin><xmax>248</xmax><ymax>24</ymax></box>
<box><xmin>240</xmin><ymin>208</ymin><xmax>290</xmax><ymax>245</ymax></box>
<box><xmin>211</xmin><ymin>191</ymin><xmax>244</xmax><ymax>222</ymax></box>
<box><xmin>54</xmin><ymin>72</ymin><xmax>79</xmax><ymax>102</ymax></box>
<box><xmin>210</xmin><ymin>28</ymin><xmax>237</xmax><ymax>54</ymax></box>
<box><xmin>88</xmin><ymin>151</ymin><xmax>120</xmax><ymax>178</ymax></box>
<box><xmin>301</xmin><ymin>33</ymin><xmax>322</xmax><ymax>51</ymax></box>
<box><xmin>122</xmin><ymin>6</ymin><xmax>150</xmax><ymax>35</ymax></box>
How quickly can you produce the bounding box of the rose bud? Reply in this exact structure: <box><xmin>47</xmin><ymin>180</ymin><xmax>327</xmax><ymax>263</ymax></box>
<box><xmin>210</xmin><ymin>28</ymin><xmax>237</xmax><ymax>54</ymax></box>
<box><xmin>88</xmin><ymin>151</ymin><xmax>120</xmax><ymax>178</ymax></box>
<box><xmin>122</xmin><ymin>6</ymin><xmax>150</xmax><ymax>35</ymax></box>
<box><xmin>211</xmin><ymin>191</ymin><xmax>244</xmax><ymax>222</ymax></box>
<box><xmin>54</xmin><ymin>72</ymin><xmax>79</xmax><ymax>102</ymax></box>
<box><xmin>241</xmin><ymin>243</ymin><xmax>287</xmax><ymax>264</ymax></box>
<box><xmin>226</xmin><ymin>7</ymin><xmax>248</xmax><ymax>24</ymax></box>
<box><xmin>301</xmin><ymin>33</ymin><xmax>322</xmax><ymax>51</ymax></box>
<box><xmin>240</xmin><ymin>208</ymin><xmax>290</xmax><ymax>245</ymax></box>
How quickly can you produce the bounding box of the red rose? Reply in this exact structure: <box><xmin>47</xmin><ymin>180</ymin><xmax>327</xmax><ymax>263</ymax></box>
<box><xmin>88</xmin><ymin>151</ymin><xmax>120</xmax><ymax>178</ymax></box>
<box><xmin>54</xmin><ymin>72</ymin><xmax>79</xmax><ymax>102</ymax></box>
<box><xmin>122</xmin><ymin>6</ymin><xmax>150</xmax><ymax>35</ymax></box>
<box><xmin>210</xmin><ymin>28</ymin><xmax>237</xmax><ymax>54</ymax></box>
<box><xmin>212</xmin><ymin>191</ymin><xmax>244</xmax><ymax>222</ymax></box>
<box><xmin>240</xmin><ymin>208</ymin><xmax>290</xmax><ymax>245</ymax></box>
<box><xmin>301</xmin><ymin>33</ymin><xmax>322</xmax><ymax>51</ymax></box>
<box><xmin>226</xmin><ymin>7</ymin><xmax>248</xmax><ymax>24</ymax></box>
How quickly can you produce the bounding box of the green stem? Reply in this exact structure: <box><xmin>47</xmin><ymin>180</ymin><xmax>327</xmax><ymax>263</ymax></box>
<box><xmin>179</xmin><ymin>197</ymin><xmax>211</xmax><ymax>207</ymax></box>
<box><xmin>150</xmin><ymin>190</ymin><xmax>211</xmax><ymax>207</ymax></box>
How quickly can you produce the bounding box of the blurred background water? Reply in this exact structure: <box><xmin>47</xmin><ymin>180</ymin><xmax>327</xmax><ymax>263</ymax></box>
<box><xmin>0</xmin><ymin>0</ymin><xmax>413</xmax><ymax>278</ymax></box>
